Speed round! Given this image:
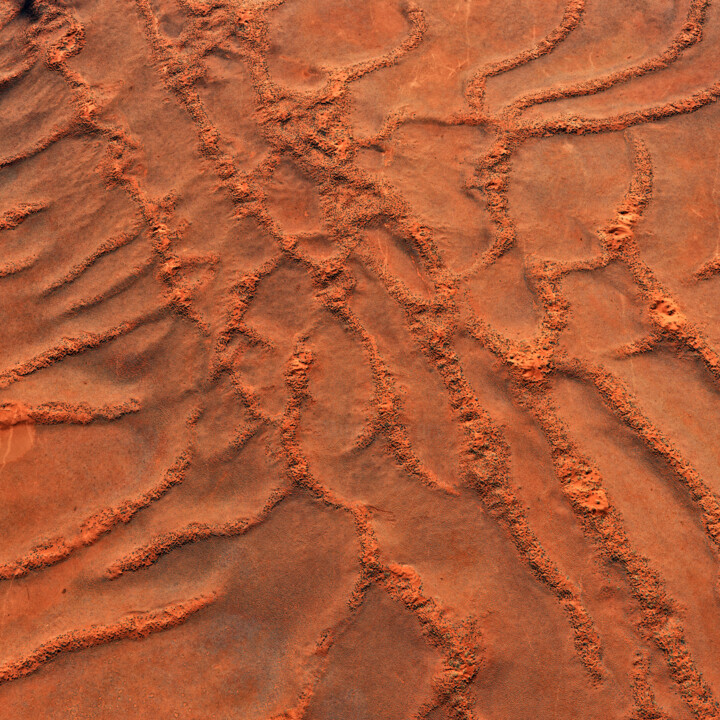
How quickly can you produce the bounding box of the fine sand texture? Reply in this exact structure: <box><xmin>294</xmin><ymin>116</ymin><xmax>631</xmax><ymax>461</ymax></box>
<box><xmin>2</xmin><ymin>0</ymin><xmax>720</xmax><ymax>717</ymax></box>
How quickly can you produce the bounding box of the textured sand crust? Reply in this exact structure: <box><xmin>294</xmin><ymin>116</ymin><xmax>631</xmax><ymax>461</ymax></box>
<box><xmin>1</xmin><ymin>0</ymin><xmax>720</xmax><ymax>717</ymax></box>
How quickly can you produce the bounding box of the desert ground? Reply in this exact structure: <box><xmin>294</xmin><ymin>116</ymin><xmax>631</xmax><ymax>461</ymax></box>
<box><xmin>1</xmin><ymin>0</ymin><xmax>720</xmax><ymax>717</ymax></box>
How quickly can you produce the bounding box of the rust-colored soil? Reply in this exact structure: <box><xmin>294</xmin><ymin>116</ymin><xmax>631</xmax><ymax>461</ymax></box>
<box><xmin>2</xmin><ymin>0</ymin><xmax>720</xmax><ymax>717</ymax></box>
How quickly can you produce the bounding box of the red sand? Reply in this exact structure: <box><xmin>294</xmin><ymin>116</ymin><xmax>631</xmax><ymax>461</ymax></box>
<box><xmin>1</xmin><ymin>0</ymin><xmax>720</xmax><ymax>717</ymax></box>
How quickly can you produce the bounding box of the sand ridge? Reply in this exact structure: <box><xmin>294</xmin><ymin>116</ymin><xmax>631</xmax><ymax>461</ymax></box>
<box><xmin>1</xmin><ymin>0</ymin><xmax>720</xmax><ymax>717</ymax></box>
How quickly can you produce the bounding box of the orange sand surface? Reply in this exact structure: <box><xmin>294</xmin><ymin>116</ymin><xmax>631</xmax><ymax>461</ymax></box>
<box><xmin>2</xmin><ymin>0</ymin><xmax>720</xmax><ymax>717</ymax></box>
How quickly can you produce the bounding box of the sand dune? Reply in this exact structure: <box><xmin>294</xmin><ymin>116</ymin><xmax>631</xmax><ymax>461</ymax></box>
<box><xmin>1</xmin><ymin>0</ymin><xmax>720</xmax><ymax>717</ymax></box>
